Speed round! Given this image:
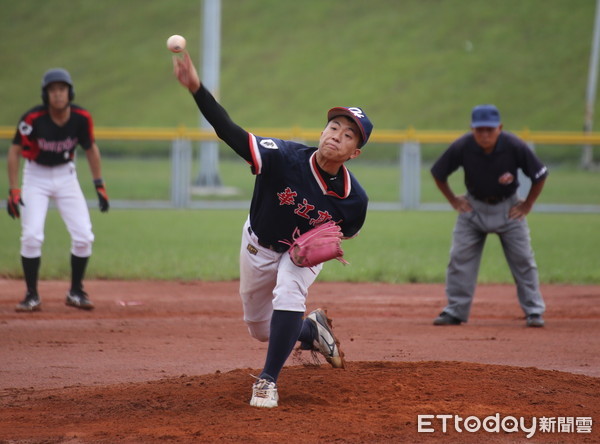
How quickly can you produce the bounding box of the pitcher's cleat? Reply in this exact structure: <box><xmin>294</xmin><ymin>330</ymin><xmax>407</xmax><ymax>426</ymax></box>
<box><xmin>306</xmin><ymin>308</ymin><xmax>345</xmax><ymax>368</ymax></box>
<box><xmin>250</xmin><ymin>377</ymin><xmax>278</xmax><ymax>408</ymax></box>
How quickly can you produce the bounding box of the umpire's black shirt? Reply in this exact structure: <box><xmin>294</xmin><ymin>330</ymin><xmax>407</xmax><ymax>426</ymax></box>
<box><xmin>430</xmin><ymin>132</ymin><xmax>549</xmax><ymax>201</ymax></box>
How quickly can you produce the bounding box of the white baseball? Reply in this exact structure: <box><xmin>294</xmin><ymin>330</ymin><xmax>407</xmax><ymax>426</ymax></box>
<box><xmin>167</xmin><ymin>35</ymin><xmax>186</xmax><ymax>53</ymax></box>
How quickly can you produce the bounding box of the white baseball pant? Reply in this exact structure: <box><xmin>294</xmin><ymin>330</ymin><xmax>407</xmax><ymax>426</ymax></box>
<box><xmin>239</xmin><ymin>217</ymin><xmax>322</xmax><ymax>342</ymax></box>
<box><xmin>20</xmin><ymin>161</ymin><xmax>94</xmax><ymax>258</ymax></box>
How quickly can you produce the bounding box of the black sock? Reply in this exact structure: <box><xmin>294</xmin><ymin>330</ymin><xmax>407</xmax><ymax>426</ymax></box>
<box><xmin>259</xmin><ymin>310</ymin><xmax>304</xmax><ymax>383</ymax></box>
<box><xmin>70</xmin><ymin>254</ymin><xmax>89</xmax><ymax>293</ymax></box>
<box><xmin>21</xmin><ymin>256</ymin><xmax>41</xmax><ymax>295</ymax></box>
<box><xmin>297</xmin><ymin>317</ymin><xmax>317</xmax><ymax>349</ymax></box>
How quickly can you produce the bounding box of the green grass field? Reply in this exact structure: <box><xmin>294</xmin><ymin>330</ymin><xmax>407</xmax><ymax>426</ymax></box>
<box><xmin>1</xmin><ymin>153</ymin><xmax>598</xmax><ymax>205</ymax></box>
<box><xmin>66</xmin><ymin>156</ymin><xmax>600</xmax><ymax>206</ymax></box>
<box><xmin>1</xmin><ymin>150</ymin><xmax>599</xmax><ymax>284</ymax></box>
<box><xmin>1</xmin><ymin>208</ymin><xmax>599</xmax><ymax>284</ymax></box>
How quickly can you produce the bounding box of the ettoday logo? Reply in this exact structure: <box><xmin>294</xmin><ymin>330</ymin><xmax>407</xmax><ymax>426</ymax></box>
<box><xmin>418</xmin><ymin>414</ymin><xmax>593</xmax><ymax>438</ymax></box>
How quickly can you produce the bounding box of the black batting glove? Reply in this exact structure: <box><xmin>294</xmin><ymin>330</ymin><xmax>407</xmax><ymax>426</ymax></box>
<box><xmin>94</xmin><ymin>179</ymin><xmax>109</xmax><ymax>212</ymax></box>
<box><xmin>7</xmin><ymin>188</ymin><xmax>24</xmax><ymax>219</ymax></box>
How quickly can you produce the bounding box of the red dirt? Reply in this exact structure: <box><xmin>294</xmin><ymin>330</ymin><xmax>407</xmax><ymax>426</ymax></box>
<box><xmin>0</xmin><ymin>279</ymin><xmax>599</xmax><ymax>443</ymax></box>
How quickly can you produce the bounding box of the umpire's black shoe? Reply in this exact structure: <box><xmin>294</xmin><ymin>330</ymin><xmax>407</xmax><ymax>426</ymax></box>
<box><xmin>65</xmin><ymin>290</ymin><xmax>95</xmax><ymax>310</ymax></box>
<box><xmin>15</xmin><ymin>291</ymin><xmax>41</xmax><ymax>312</ymax></box>
<box><xmin>433</xmin><ymin>311</ymin><xmax>462</xmax><ymax>326</ymax></box>
<box><xmin>526</xmin><ymin>314</ymin><xmax>545</xmax><ymax>328</ymax></box>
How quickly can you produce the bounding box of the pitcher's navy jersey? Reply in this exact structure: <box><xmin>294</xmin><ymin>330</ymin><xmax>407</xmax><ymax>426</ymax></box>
<box><xmin>247</xmin><ymin>134</ymin><xmax>368</xmax><ymax>246</ymax></box>
<box><xmin>13</xmin><ymin>104</ymin><xmax>95</xmax><ymax>166</ymax></box>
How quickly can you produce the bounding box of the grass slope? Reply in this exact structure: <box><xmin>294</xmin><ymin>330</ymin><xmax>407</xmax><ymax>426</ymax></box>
<box><xmin>0</xmin><ymin>0</ymin><xmax>596</xmax><ymax>131</ymax></box>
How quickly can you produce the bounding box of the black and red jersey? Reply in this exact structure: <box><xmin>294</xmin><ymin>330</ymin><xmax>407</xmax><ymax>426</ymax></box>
<box><xmin>13</xmin><ymin>104</ymin><xmax>95</xmax><ymax>166</ymax></box>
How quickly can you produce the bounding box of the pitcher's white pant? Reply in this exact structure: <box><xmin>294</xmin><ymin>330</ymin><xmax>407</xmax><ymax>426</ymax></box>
<box><xmin>239</xmin><ymin>217</ymin><xmax>322</xmax><ymax>342</ymax></box>
<box><xmin>20</xmin><ymin>161</ymin><xmax>94</xmax><ymax>258</ymax></box>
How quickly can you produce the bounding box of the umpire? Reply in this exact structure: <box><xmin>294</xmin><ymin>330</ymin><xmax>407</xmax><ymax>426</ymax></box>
<box><xmin>431</xmin><ymin>104</ymin><xmax>548</xmax><ymax>328</ymax></box>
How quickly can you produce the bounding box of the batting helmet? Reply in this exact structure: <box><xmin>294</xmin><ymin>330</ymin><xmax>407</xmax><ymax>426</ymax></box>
<box><xmin>41</xmin><ymin>68</ymin><xmax>75</xmax><ymax>105</ymax></box>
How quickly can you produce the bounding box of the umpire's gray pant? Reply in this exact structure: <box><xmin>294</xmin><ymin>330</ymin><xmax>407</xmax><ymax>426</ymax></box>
<box><xmin>442</xmin><ymin>194</ymin><xmax>545</xmax><ymax>322</ymax></box>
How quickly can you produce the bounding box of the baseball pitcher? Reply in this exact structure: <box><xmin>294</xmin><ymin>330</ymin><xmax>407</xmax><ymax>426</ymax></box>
<box><xmin>173</xmin><ymin>51</ymin><xmax>372</xmax><ymax>408</ymax></box>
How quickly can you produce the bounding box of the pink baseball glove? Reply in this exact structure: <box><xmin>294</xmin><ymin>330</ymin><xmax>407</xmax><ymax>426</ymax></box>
<box><xmin>282</xmin><ymin>221</ymin><xmax>349</xmax><ymax>268</ymax></box>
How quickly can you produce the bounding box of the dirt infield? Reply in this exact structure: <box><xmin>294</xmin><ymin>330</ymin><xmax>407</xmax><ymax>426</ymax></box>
<box><xmin>1</xmin><ymin>279</ymin><xmax>599</xmax><ymax>443</ymax></box>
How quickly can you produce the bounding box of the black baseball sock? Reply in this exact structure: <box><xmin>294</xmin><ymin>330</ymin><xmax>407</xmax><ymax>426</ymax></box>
<box><xmin>297</xmin><ymin>317</ymin><xmax>317</xmax><ymax>349</ymax></box>
<box><xmin>70</xmin><ymin>254</ymin><xmax>89</xmax><ymax>293</ymax></box>
<box><xmin>21</xmin><ymin>256</ymin><xmax>41</xmax><ymax>296</ymax></box>
<box><xmin>259</xmin><ymin>310</ymin><xmax>304</xmax><ymax>383</ymax></box>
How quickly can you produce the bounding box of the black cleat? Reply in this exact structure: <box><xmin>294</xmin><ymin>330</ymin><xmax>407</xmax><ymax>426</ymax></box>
<box><xmin>65</xmin><ymin>290</ymin><xmax>95</xmax><ymax>310</ymax></box>
<box><xmin>433</xmin><ymin>311</ymin><xmax>462</xmax><ymax>326</ymax></box>
<box><xmin>15</xmin><ymin>291</ymin><xmax>41</xmax><ymax>312</ymax></box>
<box><xmin>526</xmin><ymin>314</ymin><xmax>545</xmax><ymax>328</ymax></box>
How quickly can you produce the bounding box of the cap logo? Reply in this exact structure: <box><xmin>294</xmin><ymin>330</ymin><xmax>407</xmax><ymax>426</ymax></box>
<box><xmin>347</xmin><ymin>107</ymin><xmax>365</xmax><ymax>119</ymax></box>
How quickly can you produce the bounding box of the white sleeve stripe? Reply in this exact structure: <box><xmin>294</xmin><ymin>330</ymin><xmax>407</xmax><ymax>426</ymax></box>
<box><xmin>309</xmin><ymin>151</ymin><xmax>328</xmax><ymax>194</ymax></box>
<box><xmin>342</xmin><ymin>166</ymin><xmax>352</xmax><ymax>197</ymax></box>
<box><xmin>248</xmin><ymin>133</ymin><xmax>262</xmax><ymax>175</ymax></box>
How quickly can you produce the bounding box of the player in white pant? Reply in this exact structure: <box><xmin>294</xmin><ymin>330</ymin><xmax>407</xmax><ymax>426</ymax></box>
<box><xmin>6</xmin><ymin>68</ymin><xmax>109</xmax><ymax>312</ymax></box>
<box><xmin>173</xmin><ymin>51</ymin><xmax>372</xmax><ymax>408</ymax></box>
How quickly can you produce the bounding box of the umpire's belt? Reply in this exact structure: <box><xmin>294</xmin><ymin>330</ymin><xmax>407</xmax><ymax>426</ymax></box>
<box><xmin>248</xmin><ymin>226</ymin><xmax>289</xmax><ymax>253</ymax></box>
<box><xmin>473</xmin><ymin>194</ymin><xmax>513</xmax><ymax>205</ymax></box>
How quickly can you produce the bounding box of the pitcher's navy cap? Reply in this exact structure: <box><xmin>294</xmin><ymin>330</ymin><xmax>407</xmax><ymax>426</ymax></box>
<box><xmin>327</xmin><ymin>106</ymin><xmax>373</xmax><ymax>147</ymax></box>
<box><xmin>471</xmin><ymin>104</ymin><xmax>501</xmax><ymax>128</ymax></box>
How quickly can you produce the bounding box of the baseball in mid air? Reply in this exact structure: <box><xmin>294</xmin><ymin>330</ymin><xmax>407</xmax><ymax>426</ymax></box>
<box><xmin>167</xmin><ymin>35</ymin><xmax>186</xmax><ymax>53</ymax></box>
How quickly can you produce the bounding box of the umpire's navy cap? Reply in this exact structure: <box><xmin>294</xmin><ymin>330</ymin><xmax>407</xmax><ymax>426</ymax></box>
<box><xmin>327</xmin><ymin>106</ymin><xmax>373</xmax><ymax>147</ymax></box>
<box><xmin>471</xmin><ymin>104</ymin><xmax>501</xmax><ymax>128</ymax></box>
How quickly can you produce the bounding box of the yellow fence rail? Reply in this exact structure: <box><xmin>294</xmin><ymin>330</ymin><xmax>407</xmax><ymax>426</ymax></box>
<box><xmin>2</xmin><ymin>126</ymin><xmax>600</xmax><ymax>144</ymax></box>
<box><xmin>1</xmin><ymin>125</ymin><xmax>598</xmax><ymax>213</ymax></box>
